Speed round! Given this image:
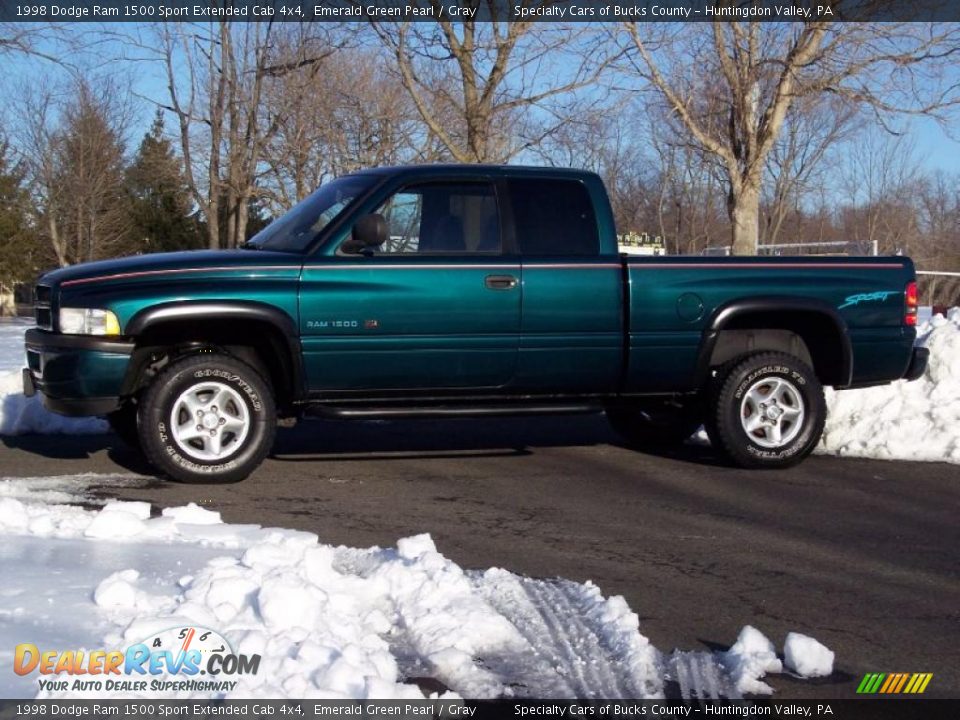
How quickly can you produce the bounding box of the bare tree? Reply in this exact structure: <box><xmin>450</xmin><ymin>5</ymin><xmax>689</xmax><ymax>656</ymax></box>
<box><xmin>260</xmin><ymin>47</ymin><xmax>435</xmax><ymax>213</ymax></box>
<box><xmin>914</xmin><ymin>171</ymin><xmax>960</xmax><ymax>306</ymax></box>
<box><xmin>154</xmin><ymin>23</ymin><xmax>343</xmax><ymax>249</ymax></box>
<box><xmin>838</xmin><ymin>129</ymin><xmax>921</xmax><ymax>255</ymax></box>
<box><xmin>0</xmin><ymin>23</ymin><xmax>71</xmax><ymax>64</ymax></box>
<box><xmin>761</xmin><ymin>95</ymin><xmax>855</xmax><ymax>246</ymax></box>
<box><xmin>17</xmin><ymin>78</ymin><xmax>134</xmax><ymax>266</ymax></box>
<box><xmin>373</xmin><ymin>7</ymin><xmax>618</xmax><ymax>163</ymax></box>
<box><xmin>638</xmin><ymin>102</ymin><xmax>731</xmax><ymax>256</ymax></box>
<box><xmin>621</xmin><ymin>21</ymin><xmax>960</xmax><ymax>254</ymax></box>
<box><xmin>16</xmin><ymin>85</ymin><xmax>69</xmax><ymax>266</ymax></box>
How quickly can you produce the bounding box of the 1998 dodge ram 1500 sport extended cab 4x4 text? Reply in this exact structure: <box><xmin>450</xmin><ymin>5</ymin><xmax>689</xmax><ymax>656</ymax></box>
<box><xmin>23</xmin><ymin>165</ymin><xmax>928</xmax><ymax>483</ymax></box>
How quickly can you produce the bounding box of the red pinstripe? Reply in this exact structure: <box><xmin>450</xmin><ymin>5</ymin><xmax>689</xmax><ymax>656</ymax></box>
<box><xmin>60</xmin><ymin>260</ymin><xmax>906</xmax><ymax>286</ymax></box>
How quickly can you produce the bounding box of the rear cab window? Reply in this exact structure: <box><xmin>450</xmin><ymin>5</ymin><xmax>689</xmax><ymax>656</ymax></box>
<box><xmin>508</xmin><ymin>178</ymin><xmax>599</xmax><ymax>257</ymax></box>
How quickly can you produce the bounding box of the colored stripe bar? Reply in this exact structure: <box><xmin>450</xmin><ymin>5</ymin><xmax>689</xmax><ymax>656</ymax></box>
<box><xmin>856</xmin><ymin>672</ymin><xmax>932</xmax><ymax>694</ymax></box>
<box><xmin>892</xmin><ymin>673</ymin><xmax>909</xmax><ymax>693</ymax></box>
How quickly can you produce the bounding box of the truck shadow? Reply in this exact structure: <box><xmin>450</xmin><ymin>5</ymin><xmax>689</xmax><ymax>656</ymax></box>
<box><xmin>0</xmin><ymin>433</ymin><xmax>156</xmax><ymax>476</ymax></box>
<box><xmin>270</xmin><ymin>414</ymin><xmax>729</xmax><ymax>468</ymax></box>
<box><xmin>1</xmin><ymin>410</ymin><xmax>729</xmax><ymax>475</ymax></box>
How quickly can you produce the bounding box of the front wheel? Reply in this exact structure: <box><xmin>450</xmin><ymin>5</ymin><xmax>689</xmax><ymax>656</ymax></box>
<box><xmin>138</xmin><ymin>353</ymin><xmax>276</xmax><ymax>483</ymax></box>
<box><xmin>711</xmin><ymin>352</ymin><xmax>825</xmax><ymax>469</ymax></box>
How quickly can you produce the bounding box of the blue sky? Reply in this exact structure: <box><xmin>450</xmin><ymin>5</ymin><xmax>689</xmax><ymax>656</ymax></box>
<box><xmin>906</xmin><ymin>117</ymin><xmax>960</xmax><ymax>175</ymax></box>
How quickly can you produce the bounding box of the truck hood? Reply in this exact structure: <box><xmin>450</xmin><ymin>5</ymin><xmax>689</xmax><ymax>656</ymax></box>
<box><xmin>39</xmin><ymin>249</ymin><xmax>303</xmax><ymax>288</ymax></box>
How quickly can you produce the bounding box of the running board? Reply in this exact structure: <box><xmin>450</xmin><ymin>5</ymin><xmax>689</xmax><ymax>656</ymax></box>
<box><xmin>308</xmin><ymin>402</ymin><xmax>603</xmax><ymax>420</ymax></box>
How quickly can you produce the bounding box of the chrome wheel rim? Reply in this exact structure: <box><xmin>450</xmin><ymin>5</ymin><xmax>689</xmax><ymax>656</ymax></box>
<box><xmin>739</xmin><ymin>376</ymin><xmax>805</xmax><ymax>449</ymax></box>
<box><xmin>169</xmin><ymin>382</ymin><xmax>250</xmax><ymax>462</ymax></box>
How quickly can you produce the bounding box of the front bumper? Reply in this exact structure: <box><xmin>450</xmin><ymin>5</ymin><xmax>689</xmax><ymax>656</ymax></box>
<box><xmin>902</xmin><ymin>346</ymin><xmax>929</xmax><ymax>382</ymax></box>
<box><xmin>24</xmin><ymin>328</ymin><xmax>135</xmax><ymax>416</ymax></box>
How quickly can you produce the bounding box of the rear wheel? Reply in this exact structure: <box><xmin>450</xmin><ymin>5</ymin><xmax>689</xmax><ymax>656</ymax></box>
<box><xmin>711</xmin><ymin>352</ymin><xmax>825</xmax><ymax>469</ymax></box>
<box><xmin>606</xmin><ymin>399</ymin><xmax>703</xmax><ymax>449</ymax></box>
<box><xmin>138</xmin><ymin>353</ymin><xmax>276</xmax><ymax>483</ymax></box>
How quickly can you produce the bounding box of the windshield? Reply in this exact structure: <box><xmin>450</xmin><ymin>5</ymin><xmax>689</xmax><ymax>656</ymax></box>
<box><xmin>246</xmin><ymin>175</ymin><xmax>377</xmax><ymax>252</ymax></box>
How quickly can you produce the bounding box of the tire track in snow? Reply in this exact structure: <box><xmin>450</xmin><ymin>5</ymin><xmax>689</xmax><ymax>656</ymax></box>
<box><xmin>468</xmin><ymin>571</ymin><xmax>575</xmax><ymax>697</ymax></box>
<box><xmin>474</xmin><ymin>570</ymin><xmax>663</xmax><ymax>698</ymax></box>
<box><xmin>523</xmin><ymin>579</ymin><xmax>604</xmax><ymax>695</ymax></box>
<box><xmin>668</xmin><ymin>651</ymin><xmax>739</xmax><ymax>700</ymax></box>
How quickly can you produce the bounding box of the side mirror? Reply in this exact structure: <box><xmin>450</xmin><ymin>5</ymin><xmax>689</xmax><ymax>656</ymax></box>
<box><xmin>342</xmin><ymin>214</ymin><xmax>387</xmax><ymax>255</ymax></box>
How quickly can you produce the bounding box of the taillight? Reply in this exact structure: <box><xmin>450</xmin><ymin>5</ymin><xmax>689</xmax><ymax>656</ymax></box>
<box><xmin>905</xmin><ymin>281</ymin><xmax>918</xmax><ymax>326</ymax></box>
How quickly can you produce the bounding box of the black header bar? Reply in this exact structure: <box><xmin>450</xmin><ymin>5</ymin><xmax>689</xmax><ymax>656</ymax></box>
<box><xmin>3</xmin><ymin>0</ymin><xmax>960</xmax><ymax>23</ymax></box>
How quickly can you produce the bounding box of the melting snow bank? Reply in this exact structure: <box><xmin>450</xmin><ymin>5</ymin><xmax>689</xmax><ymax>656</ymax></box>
<box><xmin>0</xmin><ymin>369</ymin><xmax>108</xmax><ymax>435</ymax></box>
<box><xmin>818</xmin><ymin>308</ymin><xmax>960</xmax><ymax>464</ymax></box>
<box><xmin>0</xmin><ymin>473</ymin><xmax>149</xmax><ymax>505</ymax></box>
<box><xmin>0</xmin><ymin>320</ymin><xmax>106</xmax><ymax>435</ymax></box>
<box><xmin>0</xmin><ymin>480</ymin><xmax>832</xmax><ymax>700</ymax></box>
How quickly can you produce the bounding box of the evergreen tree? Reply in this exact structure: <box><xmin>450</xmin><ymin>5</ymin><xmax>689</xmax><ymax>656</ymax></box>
<box><xmin>0</xmin><ymin>139</ymin><xmax>43</xmax><ymax>285</ymax></box>
<box><xmin>126</xmin><ymin>110</ymin><xmax>202</xmax><ymax>253</ymax></box>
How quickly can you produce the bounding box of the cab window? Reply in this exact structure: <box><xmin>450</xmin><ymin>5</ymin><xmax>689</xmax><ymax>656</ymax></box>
<box><xmin>374</xmin><ymin>182</ymin><xmax>501</xmax><ymax>255</ymax></box>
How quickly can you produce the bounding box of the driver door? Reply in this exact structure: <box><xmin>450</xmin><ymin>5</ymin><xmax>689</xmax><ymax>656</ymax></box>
<box><xmin>299</xmin><ymin>179</ymin><xmax>521</xmax><ymax>392</ymax></box>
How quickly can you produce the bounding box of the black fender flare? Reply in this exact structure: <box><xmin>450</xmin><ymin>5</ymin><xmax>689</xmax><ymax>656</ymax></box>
<box><xmin>694</xmin><ymin>296</ymin><xmax>853</xmax><ymax>388</ymax></box>
<box><xmin>125</xmin><ymin>301</ymin><xmax>305</xmax><ymax>400</ymax></box>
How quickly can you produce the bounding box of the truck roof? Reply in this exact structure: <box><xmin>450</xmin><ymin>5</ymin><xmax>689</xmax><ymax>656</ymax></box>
<box><xmin>349</xmin><ymin>164</ymin><xmax>601</xmax><ymax>181</ymax></box>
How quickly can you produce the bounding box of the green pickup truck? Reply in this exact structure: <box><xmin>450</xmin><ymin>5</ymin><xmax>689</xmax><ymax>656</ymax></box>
<box><xmin>23</xmin><ymin>165</ymin><xmax>927</xmax><ymax>483</ymax></box>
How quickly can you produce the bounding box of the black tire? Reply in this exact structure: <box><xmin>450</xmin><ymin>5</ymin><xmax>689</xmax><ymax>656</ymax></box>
<box><xmin>606</xmin><ymin>400</ymin><xmax>703</xmax><ymax>449</ymax></box>
<box><xmin>138</xmin><ymin>353</ymin><xmax>276</xmax><ymax>483</ymax></box>
<box><xmin>107</xmin><ymin>403</ymin><xmax>141</xmax><ymax>451</ymax></box>
<box><xmin>711</xmin><ymin>352</ymin><xmax>825</xmax><ymax>469</ymax></box>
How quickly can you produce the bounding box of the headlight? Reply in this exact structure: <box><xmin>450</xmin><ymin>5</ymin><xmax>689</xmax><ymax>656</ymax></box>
<box><xmin>58</xmin><ymin>308</ymin><xmax>121</xmax><ymax>336</ymax></box>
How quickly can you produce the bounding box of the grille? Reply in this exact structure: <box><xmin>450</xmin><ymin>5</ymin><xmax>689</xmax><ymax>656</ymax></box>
<box><xmin>34</xmin><ymin>285</ymin><xmax>52</xmax><ymax>330</ymax></box>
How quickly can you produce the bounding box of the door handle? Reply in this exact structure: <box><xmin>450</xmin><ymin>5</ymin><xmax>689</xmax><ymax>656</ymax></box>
<box><xmin>485</xmin><ymin>274</ymin><xmax>518</xmax><ymax>290</ymax></box>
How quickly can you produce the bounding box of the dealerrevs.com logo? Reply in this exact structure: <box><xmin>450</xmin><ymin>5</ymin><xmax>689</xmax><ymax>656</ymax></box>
<box><xmin>14</xmin><ymin>626</ymin><xmax>260</xmax><ymax>694</ymax></box>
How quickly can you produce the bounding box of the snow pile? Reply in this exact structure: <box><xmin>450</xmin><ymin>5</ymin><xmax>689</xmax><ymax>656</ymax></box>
<box><xmin>819</xmin><ymin>308</ymin><xmax>960</xmax><ymax>464</ymax></box>
<box><xmin>720</xmin><ymin>625</ymin><xmax>783</xmax><ymax>696</ymax></box>
<box><xmin>0</xmin><ymin>476</ymin><xmax>837</xmax><ymax>699</ymax></box>
<box><xmin>0</xmin><ymin>319</ymin><xmax>107</xmax><ymax>435</ymax></box>
<box><xmin>0</xmin><ymin>369</ymin><xmax>108</xmax><ymax>434</ymax></box>
<box><xmin>0</xmin><ymin>484</ymin><xmax>665</xmax><ymax>700</ymax></box>
<box><xmin>783</xmin><ymin>632</ymin><xmax>834</xmax><ymax>678</ymax></box>
<box><xmin>0</xmin><ymin>318</ymin><xmax>31</xmax><ymax>370</ymax></box>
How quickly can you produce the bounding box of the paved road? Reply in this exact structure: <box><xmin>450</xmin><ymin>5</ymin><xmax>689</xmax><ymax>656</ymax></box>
<box><xmin>2</xmin><ymin>415</ymin><xmax>958</xmax><ymax>699</ymax></box>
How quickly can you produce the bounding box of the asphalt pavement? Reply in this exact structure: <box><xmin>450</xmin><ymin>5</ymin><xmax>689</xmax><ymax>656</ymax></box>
<box><xmin>1</xmin><ymin>414</ymin><xmax>957</xmax><ymax>699</ymax></box>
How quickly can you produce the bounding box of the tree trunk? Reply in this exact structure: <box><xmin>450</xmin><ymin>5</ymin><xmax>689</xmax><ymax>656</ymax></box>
<box><xmin>48</xmin><ymin>215</ymin><xmax>67</xmax><ymax>267</ymax></box>
<box><xmin>206</xmin><ymin>198</ymin><xmax>220</xmax><ymax>250</ymax></box>
<box><xmin>225</xmin><ymin>188</ymin><xmax>237</xmax><ymax>249</ymax></box>
<box><xmin>730</xmin><ymin>183</ymin><xmax>760</xmax><ymax>255</ymax></box>
<box><xmin>235</xmin><ymin>195</ymin><xmax>249</xmax><ymax>246</ymax></box>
